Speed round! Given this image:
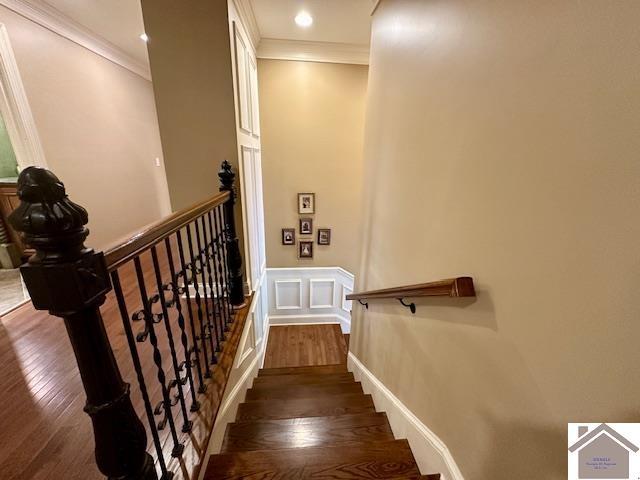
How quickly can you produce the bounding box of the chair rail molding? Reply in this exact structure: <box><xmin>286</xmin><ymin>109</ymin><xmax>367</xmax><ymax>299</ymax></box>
<box><xmin>0</xmin><ymin>0</ymin><xmax>151</xmax><ymax>80</ymax></box>
<box><xmin>0</xmin><ymin>23</ymin><xmax>46</xmax><ymax>169</ymax></box>
<box><xmin>348</xmin><ymin>352</ymin><xmax>465</xmax><ymax>480</ymax></box>
<box><xmin>267</xmin><ymin>267</ymin><xmax>354</xmax><ymax>333</ymax></box>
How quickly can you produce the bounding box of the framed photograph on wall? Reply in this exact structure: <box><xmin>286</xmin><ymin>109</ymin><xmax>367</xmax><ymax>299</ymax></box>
<box><xmin>318</xmin><ymin>228</ymin><xmax>331</xmax><ymax>245</ymax></box>
<box><xmin>299</xmin><ymin>217</ymin><xmax>313</xmax><ymax>235</ymax></box>
<box><xmin>298</xmin><ymin>193</ymin><xmax>315</xmax><ymax>214</ymax></box>
<box><xmin>282</xmin><ymin>228</ymin><xmax>295</xmax><ymax>245</ymax></box>
<box><xmin>299</xmin><ymin>240</ymin><xmax>313</xmax><ymax>258</ymax></box>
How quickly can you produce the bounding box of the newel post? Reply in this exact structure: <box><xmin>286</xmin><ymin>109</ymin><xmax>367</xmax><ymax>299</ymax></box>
<box><xmin>9</xmin><ymin>167</ymin><xmax>157</xmax><ymax>480</ymax></box>
<box><xmin>218</xmin><ymin>160</ymin><xmax>246</xmax><ymax>307</ymax></box>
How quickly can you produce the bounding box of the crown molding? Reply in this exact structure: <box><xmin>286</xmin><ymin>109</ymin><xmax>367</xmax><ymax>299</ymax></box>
<box><xmin>257</xmin><ymin>38</ymin><xmax>369</xmax><ymax>65</ymax></box>
<box><xmin>232</xmin><ymin>0</ymin><xmax>260</xmax><ymax>52</ymax></box>
<box><xmin>0</xmin><ymin>0</ymin><xmax>151</xmax><ymax>81</ymax></box>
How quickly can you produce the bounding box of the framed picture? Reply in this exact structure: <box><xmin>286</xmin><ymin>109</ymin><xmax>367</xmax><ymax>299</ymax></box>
<box><xmin>282</xmin><ymin>228</ymin><xmax>295</xmax><ymax>245</ymax></box>
<box><xmin>298</xmin><ymin>193</ymin><xmax>315</xmax><ymax>214</ymax></box>
<box><xmin>299</xmin><ymin>217</ymin><xmax>313</xmax><ymax>235</ymax></box>
<box><xmin>298</xmin><ymin>240</ymin><xmax>313</xmax><ymax>258</ymax></box>
<box><xmin>318</xmin><ymin>228</ymin><xmax>331</xmax><ymax>245</ymax></box>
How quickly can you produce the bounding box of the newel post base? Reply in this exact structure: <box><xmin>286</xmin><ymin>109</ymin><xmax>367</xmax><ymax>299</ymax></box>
<box><xmin>9</xmin><ymin>167</ymin><xmax>158</xmax><ymax>480</ymax></box>
<box><xmin>218</xmin><ymin>160</ymin><xmax>246</xmax><ymax>308</ymax></box>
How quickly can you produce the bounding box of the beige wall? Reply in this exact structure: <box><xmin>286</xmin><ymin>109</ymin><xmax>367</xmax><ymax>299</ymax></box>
<box><xmin>0</xmin><ymin>6</ymin><xmax>170</xmax><ymax>249</ymax></box>
<box><xmin>141</xmin><ymin>0</ymin><xmax>239</xmax><ymax>212</ymax></box>
<box><xmin>352</xmin><ymin>1</ymin><xmax>640</xmax><ymax>479</ymax></box>
<box><xmin>258</xmin><ymin>59</ymin><xmax>368</xmax><ymax>273</ymax></box>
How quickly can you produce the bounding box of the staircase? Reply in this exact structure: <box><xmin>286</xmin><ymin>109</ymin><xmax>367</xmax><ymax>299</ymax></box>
<box><xmin>203</xmin><ymin>364</ymin><xmax>440</xmax><ymax>479</ymax></box>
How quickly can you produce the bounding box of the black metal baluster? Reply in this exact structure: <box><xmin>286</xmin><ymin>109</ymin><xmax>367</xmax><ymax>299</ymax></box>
<box><xmin>186</xmin><ymin>223</ymin><xmax>215</xmax><ymax>369</ymax></box>
<box><xmin>216</xmin><ymin>204</ymin><xmax>235</xmax><ymax>324</ymax></box>
<box><xmin>150</xmin><ymin>246</ymin><xmax>192</xmax><ymax>433</ymax></box>
<box><xmin>134</xmin><ymin>256</ymin><xmax>184</xmax><ymax>458</ymax></box>
<box><xmin>164</xmin><ymin>237</ymin><xmax>200</xmax><ymax>412</ymax></box>
<box><xmin>209</xmin><ymin>208</ymin><xmax>230</xmax><ymax>331</ymax></box>
<box><xmin>194</xmin><ymin>218</ymin><xmax>220</xmax><ymax>355</ymax></box>
<box><xmin>199</xmin><ymin>215</ymin><xmax>224</xmax><ymax>347</ymax></box>
<box><xmin>176</xmin><ymin>229</ymin><xmax>206</xmax><ymax>392</ymax></box>
<box><xmin>111</xmin><ymin>270</ymin><xmax>173</xmax><ymax>480</ymax></box>
<box><xmin>205</xmin><ymin>210</ymin><xmax>227</xmax><ymax>338</ymax></box>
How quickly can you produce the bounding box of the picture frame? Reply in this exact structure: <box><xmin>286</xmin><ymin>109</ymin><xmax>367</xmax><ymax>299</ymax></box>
<box><xmin>282</xmin><ymin>228</ymin><xmax>295</xmax><ymax>245</ymax></box>
<box><xmin>298</xmin><ymin>193</ymin><xmax>315</xmax><ymax>214</ymax></box>
<box><xmin>299</xmin><ymin>217</ymin><xmax>313</xmax><ymax>235</ymax></box>
<box><xmin>318</xmin><ymin>228</ymin><xmax>331</xmax><ymax>245</ymax></box>
<box><xmin>298</xmin><ymin>240</ymin><xmax>313</xmax><ymax>258</ymax></box>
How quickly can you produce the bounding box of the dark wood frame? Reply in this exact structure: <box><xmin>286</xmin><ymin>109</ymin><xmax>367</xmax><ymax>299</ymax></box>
<box><xmin>317</xmin><ymin>228</ymin><xmax>331</xmax><ymax>245</ymax></box>
<box><xmin>297</xmin><ymin>192</ymin><xmax>315</xmax><ymax>214</ymax></box>
<box><xmin>299</xmin><ymin>217</ymin><xmax>313</xmax><ymax>235</ymax></box>
<box><xmin>282</xmin><ymin>228</ymin><xmax>295</xmax><ymax>245</ymax></box>
<box><xmin>298</xmin><ymin>240</ymin><xmax>313</xmax><ymax>259</ymax></box>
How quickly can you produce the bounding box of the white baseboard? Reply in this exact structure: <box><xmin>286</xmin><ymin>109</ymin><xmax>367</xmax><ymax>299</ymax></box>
<box><xmin>268</xmin><ymin>313</ymin><xmax>351</xmax><ymax>333</ymax></box>
<box><xmin>348</xmin><ymin>352</ymin><xmax>465</xmax><ymax>480</ymax></box>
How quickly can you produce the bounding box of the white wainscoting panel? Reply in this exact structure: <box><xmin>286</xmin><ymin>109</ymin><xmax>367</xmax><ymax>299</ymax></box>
<box><xmin>341</xmin><ymin>285</ymin><xmax>353</xmax><ymax>312</ymax></box>
<box><xmin>267</xmin><ymin>267</ymin><xmax>354</xmax><ymax>333</ymax></box>
<box><xmin>309</xmin><ymin>279</ymin><xmax>335</xmax><ymax>309</ymax></box>
<box><xmin>274</xmin><ymin>279</ymin><xmax>303</xmax><ymax>310</ymax></box>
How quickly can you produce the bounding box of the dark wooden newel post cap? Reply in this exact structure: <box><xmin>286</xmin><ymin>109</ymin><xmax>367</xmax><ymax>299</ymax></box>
<box><xmin>8</xmin><ymin>166</ymin><xmax>111</xmax><ymax>315</ymax></box>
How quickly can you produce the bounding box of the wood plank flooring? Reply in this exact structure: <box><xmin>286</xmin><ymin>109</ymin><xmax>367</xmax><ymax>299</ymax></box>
<box><xmin>263</xmin><ymin>324</ymin><xmax>347</xmax><ymax>368</ymax></box>
<box><xmin>0</xmin><ymin>247</ymin><xmax>249</xmax><ymax>480</ymax></box>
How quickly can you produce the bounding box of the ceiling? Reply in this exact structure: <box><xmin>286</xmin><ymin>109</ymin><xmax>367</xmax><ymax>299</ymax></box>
<box><xmin>42</xmin><ymin>0</ymin><xmax>149</xmax><ymax>65</ymax></box>
<box><xmin>250</xmin><ymin>0</ymin><xmax>372</xmax><ymax>46</ymax></box>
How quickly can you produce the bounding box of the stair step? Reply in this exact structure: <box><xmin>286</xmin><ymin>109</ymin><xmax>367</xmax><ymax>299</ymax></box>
<box><xmin>235</xmin><ymin>393</ymin><xmax>375</xmax><ymax>422</ymax></box>
<box><xmin>246</xmin><ymin>381</ymin><xmax>363</xmax><ymax>401</ymax></box>
<box><xmin>258</xmin><ymin>364</ymin><xmax>348</xmax><ymax>376</ymax></box>
<box><xmin>204</xmin><ymin>440</ymin><xmax>421</xmax><ymax>479</ymax></box>
<box><xmin>252</xmin><ymin>371</ymin><xmax>355</xmax><ymax>387</ymax></box>
<box><xmin>221</xmin><ymin>412</ymin><xmax>394</xmax><ymax>453</ymax></box>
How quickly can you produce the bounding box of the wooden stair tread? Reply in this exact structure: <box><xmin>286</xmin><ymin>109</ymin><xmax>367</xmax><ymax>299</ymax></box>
<box><xmin>245</xmin><ymin>381</ymin><xmax>363</xmax><ymax>401</ymax></box>
<box><xmin>221</xmin><ymin>412</ymin><xmax>394</xmax><ymax>453</ymax></box>
<box><xmin>252</xmin><ymin>371</ymin><xmax>355</xmax><ymax>386</ymax></box>
<box><xmin>258</xmin><ymin>364</ymin><xmax>348</xmax><ymax>376</ymax></box>
<box><xmin>235</xmin><ymin>393</ymin><xmax>375</xmax><ymax>422</ymax></box>
<box><xmin>204</xmin><ymin>440</ymin><xmax>421</xmax><ymax>479</ymax></box>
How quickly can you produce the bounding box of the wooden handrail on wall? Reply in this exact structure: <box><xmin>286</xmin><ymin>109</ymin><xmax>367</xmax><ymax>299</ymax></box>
<box><xmin>346</xmin><ymin>277</ymin><xmax>475</xmax><ymax>313</ymax></box>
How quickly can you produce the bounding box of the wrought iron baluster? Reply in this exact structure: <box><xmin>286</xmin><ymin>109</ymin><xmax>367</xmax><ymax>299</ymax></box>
<box><xmin>175</xmin><ymin>229</ymin><xmax>206</xmax><ymax>392</ymax></box>
<box><xmin>196</xmin><ymin>216</ymin><xmax>224</xmax><ymax>352</ymax></box>
<box><xmin>194</xmin><ymin>218</ymin><xmax>220</xmax><ymax>355</ymax></box>
<box><xmin>134</xmin><ymin>256</ymin><xmax>184</xmax><ymax>457</ymax></box>
<box><xmin>211</xmin><ymin>207</ymin><xmax>231</xmax><ymax>329</ymax></box>
<box><xmin>216</xmin><ymin>204</ymin><xmax>235</xmax><ymax>323</ymax></box>
<box><xmin>112</xmin><ymin>270</ymin><xmax>173</xmax><ymax>480</ymax></box>
<box><xmin>150</xmin><ymin>246</ymin><xmax>192</xmax><ymax>433</ymax></box>
<box><xmin>164</xmin><ymin>237</ymin><xmax>200</xmax><ymax>412</ymax></box>
<box><xmin>186</xmin><ymin>223</ymin><xmax>215</xmax><ymax>369</ymax></box>
<box><xmin>205</xmin><ymin>210</ymin><xmax>228</xmax><ymax>337</ymax></box>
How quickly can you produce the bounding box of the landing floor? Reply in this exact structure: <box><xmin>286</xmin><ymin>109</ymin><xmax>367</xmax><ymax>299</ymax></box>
<box><xmin>264</xmin><ymin>324</ymin><xmax>348</xmax><ymax>368</ymax></box>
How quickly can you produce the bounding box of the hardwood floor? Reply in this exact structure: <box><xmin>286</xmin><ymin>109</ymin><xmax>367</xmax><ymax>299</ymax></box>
<box><xmin>263</xmin><ymin>324</ymin><xmax>348</xmax><ymax>368</ymax></box>
<box><xmin>0</xmin><ymin>248</ymin><xmax>250</xmax><ymax>480</ymax></box>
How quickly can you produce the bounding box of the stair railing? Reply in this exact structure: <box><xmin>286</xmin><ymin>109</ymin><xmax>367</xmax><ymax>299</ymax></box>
<box><xmin>8</xmin><ymin>160</ymin><xmax>245</xmax><ymax>480</ymax></box>
<box><xmin>346</xmin><ymin>277</ymin><xmax>476</xmax><ymax>313</ymax></box>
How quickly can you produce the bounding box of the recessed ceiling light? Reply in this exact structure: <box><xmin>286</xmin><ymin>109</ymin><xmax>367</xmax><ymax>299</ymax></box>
<box><xmin>139</xmin><ymin>33</ymin><xmax>149</xmax><ymax>42</ymax></box>
<box><xmin>295</xmin><ymin>11</ymin><xmax>313</xmax><ymax>28</ymax></box>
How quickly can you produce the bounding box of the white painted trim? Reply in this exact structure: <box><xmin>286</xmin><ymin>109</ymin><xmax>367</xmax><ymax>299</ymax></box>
<box><xmin>268</xmin><ymin>313</ymin><xmax>350</xmax><ymax>334</ymax></box>
<box><xmin>341</xmin><ymin>284</ymin><xmax>353</xmax><ymax>313</ymax></box>
<box><xmin>257</xmin><ymin>38</ymin><xmax>370</xmax><ymax>66</ymax></box>
<box><xmin>231</xmin><ymin>0</ymin><xmax>260</xmax><ymax>52</ymax></box>
<box><xmin>267</xmin><ymin>266</ymin><xmax>355</xmax><ymax>282</ymax></box>
<box><xmin>274</xmin><ymin>278</ymin><xmax>302</xmax><ymax>310</ymax></box>
<box><xmin>348</xmin><ymin>352</ymin><xmax>465</xmax><ymax>480</ymax></box>
<box><xmin>309</xmin><ymin>278</ymin><xmax>336</xmax><ymax>309</ymax></box>
<box><xmin>0</xmin><ymin>0</ymin><xmax>151</xmax><ymax>80</ymax></box>
<box><xmin>0</xmin><ymin>23</ymin><xmax>46</xmax><ymax>168</ymax></box>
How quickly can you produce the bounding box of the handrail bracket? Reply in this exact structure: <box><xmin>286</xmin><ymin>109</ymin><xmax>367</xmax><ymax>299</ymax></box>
<box><xmin>398</xmin><ymin>298</ymin><xmax>416</xmax><ymax>314</ymax></box>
